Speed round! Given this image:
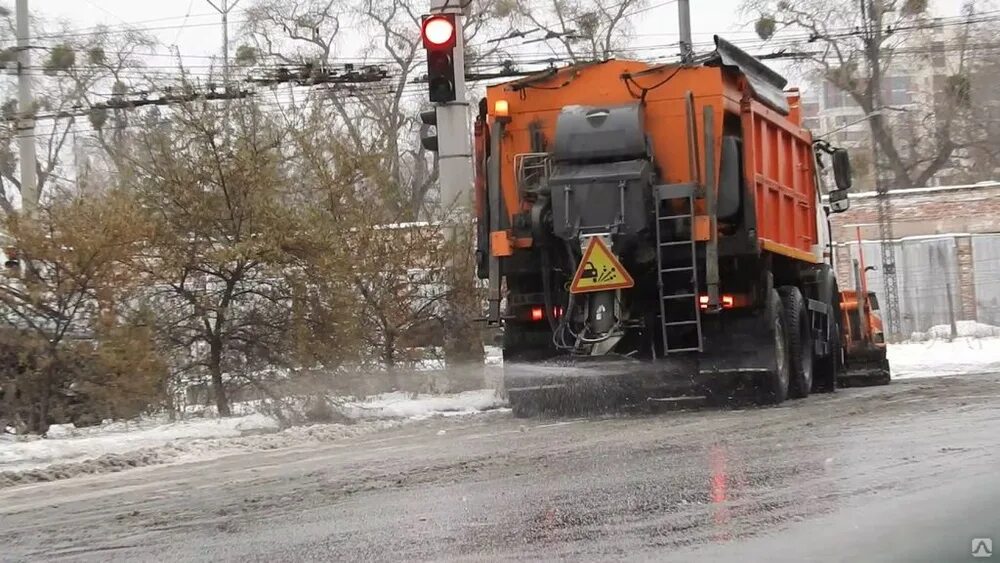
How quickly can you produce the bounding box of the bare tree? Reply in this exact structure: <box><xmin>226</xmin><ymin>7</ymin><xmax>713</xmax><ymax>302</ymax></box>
<box><xmin>0</xmin><ymin>16</ymin><xmax>156</xmax><ymax>214</ymax></box>
<box><xmin>58</xmin><ymin>27</ymin><xmax>158</xmax><ymax>178</ymax></box>
<box><xmin>744</xmin><ymin>0</ymin><xmax>995</xmax><ymax>187</ymax></box>
<box><xmin>498</xmin><ymin>0</ymin><xmax>648</xmax><ymax>63</ymax></box>
<box><xmin>239</xmin><ymin>0</ymin><xmax>510</xmax><ymax>219</ymax></box>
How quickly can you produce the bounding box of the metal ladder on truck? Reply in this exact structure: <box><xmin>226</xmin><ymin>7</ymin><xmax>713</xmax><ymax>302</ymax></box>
<box><xmin>655</xmin><ymin>184</ymin><xmax>703</xmax><ymax>354</ymax></box>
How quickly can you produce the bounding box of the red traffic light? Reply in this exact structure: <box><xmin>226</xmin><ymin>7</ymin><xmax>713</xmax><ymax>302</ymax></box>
<box><xmin>422</xmin><ymin>14</ymin><xmax>456</xmax><ymax>50</ymax></box>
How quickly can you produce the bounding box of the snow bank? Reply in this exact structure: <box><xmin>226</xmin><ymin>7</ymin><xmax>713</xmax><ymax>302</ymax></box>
<box><xmin>341</xmin><ymin>389</ymin><xmax>505</xmax><ymax>420</ymax></box>
<box><xmin>0</xmin><ymin>419</ymin><xmax>401</xmax><ymax>488</ymax></box>
<box><xmin>889</xmin><ymin>337</ymin><xmax>1000</xmax><ymax>379</ymax></box>
<box><xmin>908</xmin><ymin>321</ymin><xmax>1000</xmax><ymax>342</ymax></box>
<box><xmin>0</xmin><ymin>389</ymin><xmax>504</xmax><ymax>480</ymax></box>
<box><xmin>0</xmin><ymin>414</ymin><xmax>280</xmax><ymax>473</ymax></box>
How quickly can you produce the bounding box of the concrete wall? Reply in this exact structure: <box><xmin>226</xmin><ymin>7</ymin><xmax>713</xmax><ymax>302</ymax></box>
<box><xmin>831</xmin><ymin>183</ymin><xmax>1000</xmax><ymax>242</ymax></box>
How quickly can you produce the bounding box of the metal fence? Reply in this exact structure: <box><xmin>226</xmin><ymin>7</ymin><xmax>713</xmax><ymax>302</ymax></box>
<box><xmin>843</xmin><ymin>235</ymin><xmax>983</xmax><ymax>338</ymax></box>
<box><xmin>972</xmin><ymin>234</ymin><xmax>1000</xmax><ymax>327</ymax></box>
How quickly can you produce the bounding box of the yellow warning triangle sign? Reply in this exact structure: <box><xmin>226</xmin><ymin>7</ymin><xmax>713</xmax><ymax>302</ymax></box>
<box><xmin>570</xmin><ymin>237</ymin><xmax>635</xmax><ymax>294</ymax></box>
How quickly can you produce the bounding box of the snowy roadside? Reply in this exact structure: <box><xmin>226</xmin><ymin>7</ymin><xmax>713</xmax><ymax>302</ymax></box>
<box><xmin>0</xmin><ymin>389</ymin><xmax>505</xmax><ymax>487</ymax></box>
<box><xmin>888</xmin><ymin>321</ymin><xmax>1000</xmax><ymax>379</ymax></box>
<box><xmin>889</xmin><ymin>336</ymin><xmax>1000</xmax><ymax>379</ymax></box>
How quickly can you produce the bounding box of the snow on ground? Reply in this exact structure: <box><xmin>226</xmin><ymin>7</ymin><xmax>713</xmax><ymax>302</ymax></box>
<box><xmin>341</xmin><ymin>389</ymin><xmax>505</xmax><ymax>420</ymax></box>
<box><xmin>908</xmin><ymin>321</ymin><xmax>1000</xmax><ymax>342</ymax></box>
<box><xmin>889</xmin><ymin>322</ymin><xmax>1000</xmax><ymax>379</ymax></box>
<box><xmin>485</xmin><ymin>345</ymin><xmax>503</xmax><ymax>365</ymax></box>
<box><xmin>0</xmin><ymin>414</ymin><xmax>280</xmax><ymax>473</ymax></box>
<box><xmin>0</xmin><ymin>389</ymin><xmax>504</xmax><ymax>481</ymax></box>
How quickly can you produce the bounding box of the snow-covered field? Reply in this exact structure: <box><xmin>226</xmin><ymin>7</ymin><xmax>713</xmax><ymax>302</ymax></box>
<box><xmin>0</xmin><ymin>389</ymin><xmax>505</xmax><ymax>483</ymax></box>
<box><xmin>889</xmin><ymin>322</ymin><xmax>1000</xmax><ymax>379</ymax></box>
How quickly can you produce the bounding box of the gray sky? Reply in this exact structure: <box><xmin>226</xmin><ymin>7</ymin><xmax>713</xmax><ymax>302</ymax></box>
<box><xmin>33</xmin><ymin>0</ymin><xmax>748</xmax><ymax>64</ymax></box>
<box><xmin>28</xmin><ymin>0</ymin><xmax>967</xmax><ymax>89</ymax></box>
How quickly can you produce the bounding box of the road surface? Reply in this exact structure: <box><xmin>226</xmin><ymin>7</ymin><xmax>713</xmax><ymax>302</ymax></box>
<box><xmin>2</xmin><ymin>373</ymin><xmax>999</xmax><ymax>562</ymax></box>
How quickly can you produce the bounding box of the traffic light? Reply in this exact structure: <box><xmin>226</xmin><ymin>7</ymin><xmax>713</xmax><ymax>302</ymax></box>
<box><xmin>419</xmin><ymin>109</ymin><xmax>438</xmax><ymax>152</ymax></box>
<box><xmin>422</xmin><ymin>14</ymin><xmax>457</xmax><ymax>103</ymax></box>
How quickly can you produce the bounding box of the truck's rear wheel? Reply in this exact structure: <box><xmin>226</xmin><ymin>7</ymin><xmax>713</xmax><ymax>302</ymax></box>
<box><xmin>779</xmin><ymin>286</ymin><xmax>813</xmax><ymax>399</ymax></box>
<box><xmin>756</xmin><ymin>289</ymin><xmax>791</xmax><ymax>405</ymax></box>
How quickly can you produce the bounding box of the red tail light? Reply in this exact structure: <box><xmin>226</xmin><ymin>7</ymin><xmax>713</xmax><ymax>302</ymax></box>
<box><xmin>700</xmin><ymin>295</ymin><xmax>735</xmax><ymax>309</ymax></box>
<box><xmin>529</xmin><ymin>306</ymin><xmax>564</xmax><ymax>322</ymax></box>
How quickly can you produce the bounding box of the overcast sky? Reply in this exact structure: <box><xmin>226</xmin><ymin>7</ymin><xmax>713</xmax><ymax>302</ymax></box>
<box><xmin>27</xmin><ymin>0</ymin><xmax>967</xmax><ymax>89</ymax></box>
<box><xmin>31</xmin><ymin>0</ymin><xmax>749</xmax><ymax>63</ymax></box>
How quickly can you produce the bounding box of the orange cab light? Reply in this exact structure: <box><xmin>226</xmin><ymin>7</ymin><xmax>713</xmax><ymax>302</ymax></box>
<box><xmin>530</xmin><ymin>307</ymin><xmax>545</xmax><ymax>322</ymax></box>
<box><xmin>494</xmin><ymin>99</ymin><xmax>509</xmax><ymax>117</ymax></box>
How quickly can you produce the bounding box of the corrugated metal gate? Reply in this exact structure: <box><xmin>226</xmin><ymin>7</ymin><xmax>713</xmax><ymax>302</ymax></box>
<box><xmin>845</xmin><ymin>236</ymin><xmax>962</xmax><ymax>337</ymax></box>
<box><xmin>972</xmin><ymin>235</ymin><xmax>1000</xmax><ymax>326</ymax></box>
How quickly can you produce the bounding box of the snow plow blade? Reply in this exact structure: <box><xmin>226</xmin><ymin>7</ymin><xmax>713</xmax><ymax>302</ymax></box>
<box><xmin>839</xmin><ymin>348</ymin><xmax>891</xmax><ymax>387</ymax></box>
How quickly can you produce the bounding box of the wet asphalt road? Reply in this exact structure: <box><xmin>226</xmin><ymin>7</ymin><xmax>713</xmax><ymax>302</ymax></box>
<box><xmin>2</xmin><ymin>373</ymin><xmax>1000</xmax><ymax>563</ymax></box>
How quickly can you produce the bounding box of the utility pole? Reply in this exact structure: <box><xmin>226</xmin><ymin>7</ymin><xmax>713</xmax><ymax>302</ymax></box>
<box><xmin>861</xmin><ymin>0</ymin><xmax>901</xmax><ymax>340</ymax></box>
<box><xmin>15</xmin><ymin>0</ymin><xmax>37</xmax><ymax>216</ymax></box>
<box><xmin>678</xmin><ymin>0</ymin><xmax>694</xmax><ymax>63</ymax></box>
<box><xmin>206</xmin><ymin>0</ymin><xmax>241</xmax><ymax>88</ymax></box>
<box><xmin>429</xmin><ymin>0</ymin><xmax>473</xmax><ymax>216</ymax></box>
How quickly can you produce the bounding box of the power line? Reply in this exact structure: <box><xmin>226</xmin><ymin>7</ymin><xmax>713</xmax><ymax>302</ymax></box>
<box><xmin>172</xmin><ymin>0</ymin><xmax>198</xmax><ymax>46</ymax></box>
<box><xmin>0</xmin><ymin>18</ymin><xmax>250</xmax><ymax>46</ymax></box>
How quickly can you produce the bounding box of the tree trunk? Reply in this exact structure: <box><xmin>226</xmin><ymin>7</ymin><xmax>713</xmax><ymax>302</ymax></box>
<box><xmin>1</xmin><ymin>380</ymin><xmax>15</xmax><ymax>424</ymax></box>
<box><xmin>383</xmin><ymin>330</ymin><xmax>396</xmax><ymax>370</ymax></box>
<box><xmin>209</xmin><ymin>342</ymin><xmax>231</xmax><ymax>417</ymax></box>
<box><xmin>37</xmin><ymin>365</ymin><xmax>53</xmax><ymax>435</ymax></box>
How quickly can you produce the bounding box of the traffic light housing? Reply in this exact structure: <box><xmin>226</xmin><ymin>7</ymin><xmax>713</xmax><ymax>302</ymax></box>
<box><xmin>420</xmin><ymin>109</ymin><xmax>439</xmax><ymax>152</ymax></box>
<box><xmin>422</xmin><ymin>14</ymin><xmax>458</xmax><ymax>103</ymax></box>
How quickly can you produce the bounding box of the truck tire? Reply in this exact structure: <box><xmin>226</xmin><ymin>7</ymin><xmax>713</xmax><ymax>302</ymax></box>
<box><xmin>874</xmin><ymin>356</ymin><xmax>892</xmax><ymax>386</ymax></box>
<box><xmin>756</xmin><ymin>289</ymin><xmax>791</xmax><ymax>405</ymax></box>
<box><xmin>779</xmin><ymin>286</ymin><xmax>813</xmax><ymax>399</ymax></box>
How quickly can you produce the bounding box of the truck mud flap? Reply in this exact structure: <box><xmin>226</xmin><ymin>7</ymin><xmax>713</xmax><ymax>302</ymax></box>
<box><xmin>699</xmin><ymin>312</ymin><xmax>776</xmax><ymax>396</ymax></box>
<box><xmin>503</xmin><ymin>313</ymin><xmax>782</xmax><ymax>413</ymax></box>
<box><xmin>503</xmin><ymin>356</ymin><xmax>701</xmax><ymax>414</ymax></box>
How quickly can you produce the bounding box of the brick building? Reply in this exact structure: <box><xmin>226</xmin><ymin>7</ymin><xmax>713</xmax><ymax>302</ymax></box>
<box><xmin>830</xmin><ymin>182</ymin><xmax>1000</xmax><ymax>336</ymax></box>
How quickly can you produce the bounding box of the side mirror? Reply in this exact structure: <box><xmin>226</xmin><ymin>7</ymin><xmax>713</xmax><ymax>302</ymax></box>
<box><xmin>833</xmin><ymin>149</ymin><xmax>853</xmax><ymax>191</ymax></box>
<box><xmin>829</xmin><ymin>189</ymin><xmax>850</xmax><ymax>213</ymax></box>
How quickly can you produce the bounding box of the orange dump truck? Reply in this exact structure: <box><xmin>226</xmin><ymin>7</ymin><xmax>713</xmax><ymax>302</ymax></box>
<box><xmin>474</xmin><ymin>37</ymin><xmax>857</xmax><ymax>415</ymax></box>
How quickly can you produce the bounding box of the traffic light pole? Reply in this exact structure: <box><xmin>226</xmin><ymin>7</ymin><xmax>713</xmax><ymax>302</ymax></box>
<box><xmin>430</xmin><ymin>0</ymin><xmax>473</xmax><ymax>218</ymax></box>
<box><xmin>16</xmin><ymin>0</ymin><xmax>37</xmax><ymax>217</ymax></box>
